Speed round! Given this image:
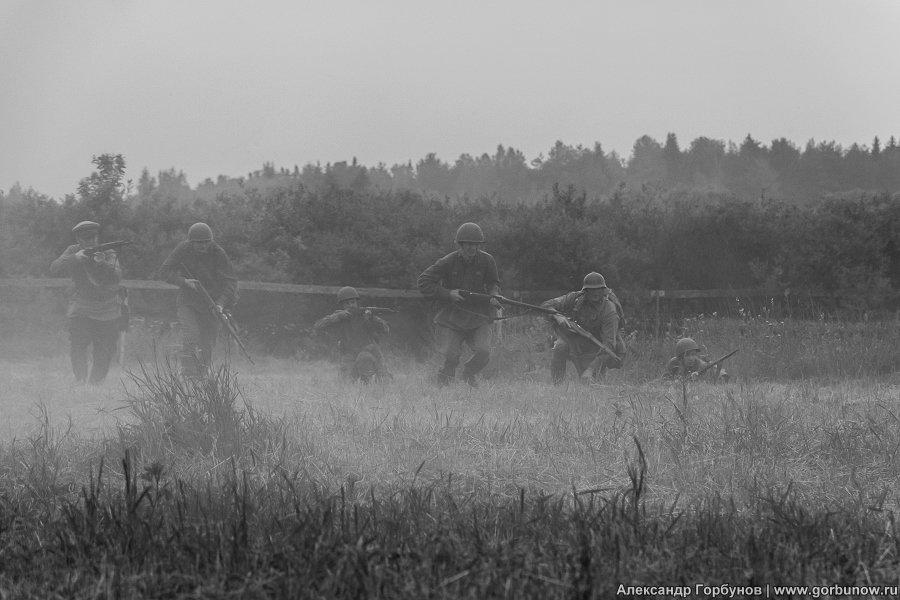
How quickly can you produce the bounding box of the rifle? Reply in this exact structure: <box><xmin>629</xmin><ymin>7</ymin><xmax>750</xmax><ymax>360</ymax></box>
<box><xmin>459</xmin><ymin>290</ymin><xmax>622</xmax><ymax>363</ymax></box>
<box><xmin>697</xmin><ymin>349</ymin><xmax>738</xmax><ymax>376</ymax></box>
<box><xmin>82</xmin><ymin>240</ymin><xmax>132</xmax><ymax>256</ymax></box>
<box><xmin>180</xmin><ymin>263</ymin><xmax>254</xmax><ymax>364</ymax></box>
<box><xmin>359</xmin><ymin>306</ymin><xmax>397</xmax><ymax>315</ymax></box>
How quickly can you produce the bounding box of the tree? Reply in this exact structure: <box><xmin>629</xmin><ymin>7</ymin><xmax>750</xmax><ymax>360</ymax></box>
<box><xmin>77</xmin><ymin>153</ymin><xmax>127</xmax><ymax>223</ymax></box>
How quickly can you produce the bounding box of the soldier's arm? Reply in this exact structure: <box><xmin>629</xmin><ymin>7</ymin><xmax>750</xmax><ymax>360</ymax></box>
<box><xmin>370</xmin><ymin>314</ymin><xmax>390</xmax><ymax>336</ymax></box>
<box><xmin>598</xmin><ymin>301</ymin><xmax>619</xmax><ymax>348</ymax></box>
<box><xmin>313</xmin><ymin>310</ymin><xmax>350</xmax><ymax>332</ymax></box>
<box><xmin>158</xmin><ymin>243</ymin><xmax>189</xmax><ymax>287</ymax></box>
<box><xmin>49</xmin><ymin>246</ymin><xmax>79</xmax><ymax>275</ymax></box>
<box><xmin>417</xmin><ymin>255</ymin><xmax>452</xmax><ymax>299</ymax></box>
<box><xmin>484</xmin><ymin>254</ymin><xmax>500</xmax><ymax>296</ymax></box>
<box><xmin>214</xmin><ymin>248</ymin><xmax>239</xmax><ymax>307</ymax></box>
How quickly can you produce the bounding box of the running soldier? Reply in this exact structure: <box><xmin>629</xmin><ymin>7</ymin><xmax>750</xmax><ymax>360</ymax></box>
<box><xmin>417</xmin><ymin>222</ymin><xmax>501</xmax><ymax>386</ymax></box>
<box><xmin>158</xmin><ymin>222</ymin><xmax>238</xmax><ymax>378</ymax></box>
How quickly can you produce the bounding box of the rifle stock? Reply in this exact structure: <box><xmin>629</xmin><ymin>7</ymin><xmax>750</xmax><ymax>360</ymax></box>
<box><xmin>180</xmin><ymin>263</ymin><xmax>254</xmax><ymax>364</ymax></box>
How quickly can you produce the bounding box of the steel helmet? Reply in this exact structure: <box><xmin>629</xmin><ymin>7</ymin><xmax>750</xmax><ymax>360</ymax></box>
<box><xmin>72</xmin><ymin>221</ymin><xmax>100</xmax><ymax>236</ymax></box>
<box><xmin>337</xmin><ymin>286</ymin><xmax>360</xmax><ymax>303</ymax></box>
<box><xmin>188</xmin><ymin>222</ymin><xmax>213</xmax><ymax>242</ymax></box>
<box><xmin>455</xmin><ymin>222</ymin><xmax>485</xmax><ymax>244</ymax></box>
<box><xmin>581</xmin><ymin>272</ymin><xmax>608</xmax><ymax>290</ymax></box>
<box><xmin>675</xmin><ymin>337</ymin><xmax>700</xmax><ymax>357</ymax></box>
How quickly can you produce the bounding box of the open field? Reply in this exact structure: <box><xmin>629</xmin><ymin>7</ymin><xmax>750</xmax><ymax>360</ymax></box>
<box><xmin>3</xmin><ymin>316</ymin><xmax>900</xmax><ymax>596</ymax></box>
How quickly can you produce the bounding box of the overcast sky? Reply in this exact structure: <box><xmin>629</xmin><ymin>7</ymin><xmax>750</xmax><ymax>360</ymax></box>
<box><xmin>2</xmin><ymin>0</ymin><xmax>897</xmax><ymax>199</ymax></box>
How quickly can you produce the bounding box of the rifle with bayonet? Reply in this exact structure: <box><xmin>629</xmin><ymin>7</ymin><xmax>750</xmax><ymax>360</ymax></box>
<box><xmin>697</xmin><ymin>349</ymin><xmax>738</xmax><ymax>376</ymax></box>
<box><xmin>82</xmin><ymin>240</ymin><xmax>132</xmax><ymax>256</ymax></box>
<box><xmin>459</xmin><ymin>290</ymin><xmax>622</xmax><ymax>363</ymax></box>
<box><xmin>180</xmin><ymin>263</ymin><xmax>254</xmax><ymax>364</ymax></box>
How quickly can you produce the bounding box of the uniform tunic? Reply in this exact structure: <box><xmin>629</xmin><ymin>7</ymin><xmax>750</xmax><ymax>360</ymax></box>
<box><xmin>416</xmin><ymin>249</ymin><xmax>500</xmax><ymax>330</ymax></box>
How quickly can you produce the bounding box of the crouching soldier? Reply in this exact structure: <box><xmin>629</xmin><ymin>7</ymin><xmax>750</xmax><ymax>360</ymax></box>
<box><xmin>540</xmin><ymin>272</ymin><xmax>625</xmax><ymax>384</ymax></box>
<box><xmin>313</xmin><ymin>286</ymin><xmax>390</xmax><ymax>383</ymax></box>
<box><xmin>665</xmin><ymin>337</ymin><xmax>730</xmax><ymax>383</ymax></box>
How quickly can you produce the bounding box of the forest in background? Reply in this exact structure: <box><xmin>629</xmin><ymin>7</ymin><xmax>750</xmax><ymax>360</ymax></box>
<box><xmin>2</xmin><ymin>132</ymin><xmax>900</xmax><ymax>314</ymax></box>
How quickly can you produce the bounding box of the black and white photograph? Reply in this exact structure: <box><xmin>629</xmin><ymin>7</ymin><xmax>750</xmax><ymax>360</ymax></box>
<box><xmin>1</xmin><ymin>1</ymin><xmax>900</xmax><ymax>596</ymax></box>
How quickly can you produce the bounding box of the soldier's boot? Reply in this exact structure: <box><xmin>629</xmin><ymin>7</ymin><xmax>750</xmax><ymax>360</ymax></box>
<box><xmin>437</xmin><ymin>359</ymin><xmax>458</xmax><ymax>386</ymax></box>
<box><xmin>462</xmin><ymin>350</ymin><xmax>490</xmax><ymax>387</ymax></box>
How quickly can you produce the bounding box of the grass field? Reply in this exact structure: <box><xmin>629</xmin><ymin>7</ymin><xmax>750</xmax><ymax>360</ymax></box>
<box><xmin>2</xmin><ymin>314</ymin><xmax>900</xmax><ymax>597</ymax></box>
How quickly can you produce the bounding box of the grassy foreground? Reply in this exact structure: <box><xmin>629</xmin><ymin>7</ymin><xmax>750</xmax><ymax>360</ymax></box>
<box><xmin>1</xmin><ymin>316</ymin><xmax>900</xmax><ymax>597</ymax></box>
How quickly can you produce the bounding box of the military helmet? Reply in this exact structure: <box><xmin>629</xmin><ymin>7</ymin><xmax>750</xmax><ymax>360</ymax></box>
<box><xmin>72</xmin><ymin>221</ymin><xmax>100</xmax><ymax>236</ymax></box>
<box><xmin>581</xmin><ymin>272</ymin><xmax>608</xmax><ymax>290</ymax></box>
<box><xmin>188</xmin><ymin>222</ymin><xmax>213</xmax><ymax>242</ymax></box>
<box><xmin>675</xmin><ymin>337</ymin><xmax>700</xmax><ymax>357</ymax></box>
<box><xmin>455</xmin><ymin>222</ymin><xmax>485</xmax><ymax>244</ymax></box>
<box><xmin>337</xmin><ymin>286</ymin><xmax>360</xmax><ymax>303</ymax></box>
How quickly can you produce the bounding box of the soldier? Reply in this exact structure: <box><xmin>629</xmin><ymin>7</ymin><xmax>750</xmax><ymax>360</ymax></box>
<box><xmin>665</xmin><ymin>337</ymin><xmax>730</xmax><ymax>383</ymax></box>
<box><xmin>417</xmin><ymin>222</ymin><xmax>501</xmax><ymax>386</ymax></box>
<box><xmin>540</xmin><ymin>272</ymin><xmax>625</xmax><ymax>384</ymax></box>
<box><xmin>50</xmin><ymin>220</ymin><xmax>124</xmax><ymax>384</ymax></box>
<box><xmin>158</xmin><ymin>222</ymin><xmax>238</xmax><ymax>378</ymax></box>
<box><xmin>312</xmin><ymin>286</ymin><xmax>390</xmax><ymax>383</ymax></box>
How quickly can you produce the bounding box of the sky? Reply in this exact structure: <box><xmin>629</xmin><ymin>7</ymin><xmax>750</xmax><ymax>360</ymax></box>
<box><xmin>1</xmin><ymin>0</ymin><xmax>898</xmax><ymax>199</ymax></box>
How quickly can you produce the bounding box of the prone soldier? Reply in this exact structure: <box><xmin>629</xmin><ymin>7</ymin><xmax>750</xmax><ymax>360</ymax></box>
<box><xmin>665</xmin><ymin>337</ymin><xmax>731</xmax><ymax>383</ymax></box>
<box><xmin>312</xmin><ymin>286</ymin><xmax>390</xmax><ymax>383</ymax></box>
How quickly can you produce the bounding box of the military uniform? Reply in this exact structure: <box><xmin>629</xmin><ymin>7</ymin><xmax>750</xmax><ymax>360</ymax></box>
<box><xmin>417</xmin><ymin>223</ymin><xmax>500</xmax><ymax>385</ymax></box>
<box><xmin>158</xmin><ymin>223</ymin><xmax>238</xmax><ymax>377</ymax></box>
<box><xmin>50</xmin><ymin>221</ymin><xmax>123</xmax><ymax>384</ymax></box>
<box><xmin>664</xmin><ymin>337</ymin><xmax>729</xmax><ymax>383</ymax></box>
<box><xmin>540</xmin><ymin>272</ymin><xmax>624</xmax><ymax>384</ymax></box>
<box><xmin>665</xmin><ymin>353</ymin><xmax>729</xmax><ymax>383</ymax></box>
<box><xmin>313</xmin><ymin>307</ymin><xmax>390</xmax><ymax>382</ymax></box>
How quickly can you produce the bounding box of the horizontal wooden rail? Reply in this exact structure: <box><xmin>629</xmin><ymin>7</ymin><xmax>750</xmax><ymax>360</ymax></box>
<box><xmin>650</xmin><ymin>288</ymin><xmax>829</xmax><ymax>299</ymax></box>
<box><xmin>0</xmin><ymin>278</ymin><xmax>567</xmax><ymax>300</ymax></box>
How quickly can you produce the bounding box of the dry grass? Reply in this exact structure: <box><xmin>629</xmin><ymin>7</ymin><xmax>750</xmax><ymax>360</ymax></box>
<box><xmin>4</xmin><ymin>316</ymin><xmax>900</xmax><ymax>515</ymax></box>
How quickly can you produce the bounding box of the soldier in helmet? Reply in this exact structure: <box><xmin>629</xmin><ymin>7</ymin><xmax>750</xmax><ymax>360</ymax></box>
<box><xmin>50</xmin><ymin>220</ymin><xmax>124</xmax><ymax>384</ymax></box>
<box><xmin>312</xmin><ymin>286</ymin><xmax>390</xmax><ymax>383</ymax></box>
<box><xmin>540</xmin><ymin>272</ymin><xmax>625</xmax><ymax>384</ymax></box>
<box><xmin>159</xmin><ymin>222</ymin><xmax>238</xmax><ymax>378</ymax></box>
<box><xmin>417</xmin><ymin>222</ymin><xmax>501</xmax><ymax>386</ymax></box>
<box><xmin>665</xmin><ymin>337</ymin><xmax>729</xmax><ymax>382</ymax></box>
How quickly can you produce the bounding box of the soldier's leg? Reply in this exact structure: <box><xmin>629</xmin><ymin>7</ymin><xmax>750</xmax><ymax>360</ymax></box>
<box><xmin>68</xmin><ymin>317</ymin><xmax>92</xmax><ymax>382</ymax></box>
<box><xmin>435</xmin><ymin>326</ymin><xmax>464</xmax><ymax>385</ymax></box>
<box><xmin>88</xmin><ymin>318</ymin><xmax>119</xmax><ymax>384</ymax></box>
<box><xmin>461</xmin><ymin>325</ymin><xmax>492</xmax><ymax>385</ymax></box>
<box><xmin>550</xmin><ymin>336</ymin><xmax>574</xmax><ymax>384</ymax></box>
<box><xmin>361</xmin><ymin>343</ymin><xmax>387</xmax><ymax>380</ymax></box>
<box><xmin>198</xmin><ymin>313</ymin><xmax>218</xmax><ymax>376</ymax></box>
<box><xmin>177</xmin><ymin>305</ymin><xmax>204</xmax><ymax>378</ymax></box>
<box><xmin>353</xmin><ymin>349</ymin><xmax>378</xmax><ymax>383</ymax></box>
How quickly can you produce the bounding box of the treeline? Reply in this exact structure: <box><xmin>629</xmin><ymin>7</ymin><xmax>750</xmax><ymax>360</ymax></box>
<box><xmin>2</xmin><ymin>151</ymin><xmax>900</xmax><ymax>315</ymax></box>
<box><xmin>180</xmin><ymin>133</ymin><xmax>900</xmax><ymax>205</ymax></box>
